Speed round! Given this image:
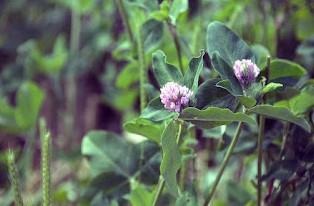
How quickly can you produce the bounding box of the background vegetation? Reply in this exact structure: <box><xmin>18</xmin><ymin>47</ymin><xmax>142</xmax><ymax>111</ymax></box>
<box><xmin>0</xmin><ymin>0</ymin><xmax>314</xmax><ymax>205</ymax></box>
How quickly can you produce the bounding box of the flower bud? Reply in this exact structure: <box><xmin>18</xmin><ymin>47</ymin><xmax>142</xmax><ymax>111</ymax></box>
<box><xmin>160</xmin><ymin>82</ymin><xmax>193</xmax><ymax>112</ymax></box>
<box><xmin>233</xmin><ymin>59</ymin><xmax>260</xmax><ymax>87</ymax></box>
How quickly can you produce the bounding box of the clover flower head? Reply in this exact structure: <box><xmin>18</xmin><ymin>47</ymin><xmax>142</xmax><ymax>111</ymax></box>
<box><xmin>233</xmin><ymin>59</ymin><xmax>260</xmax><ymax>87</ymax></box>
<box><xmin>160</xmin><ymin>82</ymin><xmax>193</xmax><ymax>112</ymax></box>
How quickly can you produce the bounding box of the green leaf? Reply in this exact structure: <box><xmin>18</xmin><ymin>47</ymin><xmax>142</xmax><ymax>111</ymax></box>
<box><xmin>124</xmin><ymin>118</ymin><xmax>164</xmax><ymax>143</ymax></box>
<box><xmin>126</xmin><ymin>0</ymin><xmax>159</xmax><ymax>12</ymax></box>
<box><xmin>82</xmin><ymin>131</ymin><xmax>161</xmax><ymax>185</ymax></box>
<box><xmin>211</xmin><ymin>52</ymin><xmax>243</xmax><ymax>95</ymax></box>
<box><xmin>81</xmin><ymin>131</ymin><xmax>134</xmax><ymax>177</ymax></box>
<box><xmin>207</xmin><ymin>21</ymin><xmax>255</xmax><ymax>67</ymax></box>
<box><xmin>195</xmin><ymin>79</ymin><xmax>237</xmax><ymax>110</ymax></box>
<box><xmin>169</xmin><ymin>0</ymin><xmax>188</xmax><ymax>25</ymax></box>
<box><xmin>0</xmin><ymin>98</ymin><xmax>20</xmax><ymax>133</ymax></box>
<box><xmin>248</xmin><ymin>105</ymin><xmax>311</xmax><ymax>132</ymax></box>
<box><xmin>84</xmin><ymin>172</ymin><xmax>130</xmax><ymax>203</ymax></box>
<box><xmin>274</xmin><ymin>86</ymin><xmax>314</xmax><ymax>115</ymax></box>
<box><xmin>226</xmin><ymin>181</ymin><xmax>252</xmax><ymax>205</ymax></box>
<box><xmin>262</xmin><ymin>82</ymin><xmax>283</xmax><ymax>94</ymax></box>
<box><xmin>237</xmin><ymin>96</ymin><xmax>257</xmax><ymax>108</ymax></box>
<box><xmin>216</xmin><ymin>80</ymin><xmax>256</xmax><ymax>108</ymax></box>
<box><xmin>152</xmin><ymin>50</ymin><xmax>183</xmax><ymax>87</ymax></box>
<box><xmin>15</xmin><ymin>81</ymin><xmax>44</xmax><ymax>129</ymax></box>
<box><xmin>269</xmin><ymin>59</ymin><xmax>307</xmax><ymax>81</ymax></box>
<box><xmin>180</xmin><ymin>107</ymin><xmax>255</xmax><ymax>129</ymax></box>
<box><xmin>251</xmin><ymin>44</ymin><xmax>270</xmax><ymax>70</ymax></box>
<box><xmin>150</xmin><ymin>1</ymin><xmax>169</xmax><ymax>21</ymax></box>
<box><xmin>57</xmin><ymin>0</ymin><xmax>94</xmax><ymax>14</ymax></box>
<box><xmin>160</xmin><ymin>120</ymin><xmax>181</xmax><ymax>197</ymax></box>
<box><xmin>129</xmin><ymin>183</ymin><xmax>154</xmax><ymax>206</ymax></box>
<box><xmin>203</xmin><ymin>126</ymin><xmax>227</xmax><ymax>139</ymax></box>
<box><xmin>116</xmin><ymin>61</ymin><xmax>139</xmax><ymax>89</ymax></box>
<box><xmin>183</xmin><ymin>50</ymin><xmax>204</xmax><ymax>93</ymax></box>
<box><xmin>141</xmin><ymin>97</ymin><xmax>177</xmax><ymax>122</ymax></box>
<box><xmin>175</xmin><ymin>192</ymin><xmax>196</xmax><ymax>206</ymax></box>
<box><xmin>141</xmin><ymin>19</ymin><xmax>164</xmax><ymax>53</ymax></box>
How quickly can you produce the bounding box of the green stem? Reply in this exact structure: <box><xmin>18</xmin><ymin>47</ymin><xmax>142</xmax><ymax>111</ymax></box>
<box><xmin>257</xmin><ymin>115</ymin><xmax>265</xmax><ymax>206</ymax></box>
<box><xmin>152</xmin><ymin>177</ymin><xmax>165</xmax><ymax>206</ymax></box>
<box><xmin>66</xmin><ymin>9</ymin><xmax>81</xmax><ymax>147</ymax></box>
<box><xmin>279</xmin><ymin>123</ymin><xmax>290</xmax><ymax>159</ymax></box>
<box><xmin>152</xmin><ymin>121</ymin><xmax>182</xmax><ymax>206</ymax></box>
<box><xmin>167</xmin><ymin>22</ymin><xmax>184</xmax><ymax>74</ymax></box>
<box><xmin>40</xmin><ymin>119</ymin><xmax>51</xmax><ymax>206</ymax></box>
<box><xmin>204</xmin><ymin>121</ymin><xmax>243</xmax><ymax>206</ymax></box>
<box><xmin>70</xmin><ymin>10</ymin><xmax>80</xmax><ymax>54</ymax></box>
<box><xmin>7</xmin><ymin>151</ymin><xmax>24</xmax><ymax>206</ymax></box>
<box><xmin>116</xmin><ymin>0</ymin><xmax>135</xmax><ymax>48</ymax></box>
<box><xmin>179</xmin><ymin>157</ymin><xmax>187</xmax><ymax>191</ymax></box>
<box><xmin>23</xmin><ymin>129</ymin><xmax>35</xmax><ymax>179</ymax></box>
<box><xmin>116</xmin><ymin>0</ymin><xmax>146</xmax><ymax>111</ymax></box>
<box><xmin>257</xmin><ymin>55</ymin><xmax>271</xmax><ymax>205</ymax></box>
<box><xmin>137</xmin><ymin>32</ymin><xmax>146</xmax><ymax>112</ymax></box>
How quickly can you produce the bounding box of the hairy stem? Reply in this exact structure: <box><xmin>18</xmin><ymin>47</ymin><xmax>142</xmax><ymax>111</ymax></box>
<box><xmin>257</xmin><ymin>115</ymin><xmax>265</xmax><ymax>206</ymax></box>
<box><xmin>167</xmin><ymin>22</ymin><xmax>184</xmax><ymax>74</ymax></box>
<box><xmin>204</xmin><ymin>121</ymin><xmax>243</xmax><ymax>206</ymax></box>
<box><xmin>116</xmin><ymin>0</ymin><xmax>135</xmax><ymax>47</ymax></box>
<box><xmin>257</xmin><ymin>55</ymin><xmax>271</xmax><ymax>206</ymax></box>
<box><xmin>40</xmin><ymin>119</ymin><xmax>51</xmax><ymax>206</ymax></box>
<box><xmin>137</xmin><ymin>32</ymin><xmax>146</xmax><ymax>112</ymax></box>
<box><xmin>7</xmin><ymin>151</ymin><xmax>23</xmax><ymax>206</ymax></box>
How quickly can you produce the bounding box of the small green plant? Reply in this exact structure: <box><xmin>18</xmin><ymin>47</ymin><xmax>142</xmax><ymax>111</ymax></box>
<box><xmin>7</xmin><ymin>151</ymin><xmax>24</xmax><ymax>206</ymax></box>
<box><xmin>1</xmin><ymin>0</ymin><xmax>314</xmax><ymax>205</ymax></box>
<box><xmin>40</xmin><ymin>119</ymin><xmax>51</xmax><ymax>206</ymax></box>
<box><xmin>7</xmin><ymin>119</ymin><xmax>52</xmax><ymax>206</ymax></box>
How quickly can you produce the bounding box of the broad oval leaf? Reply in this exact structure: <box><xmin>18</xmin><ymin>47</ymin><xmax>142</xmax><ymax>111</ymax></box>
<box><xmin>274</xmin><ymin>86</ymin><xmax>314</xmax><ymax>115</ymax></box>
<box><xmin>169</xmin><ymin>0</ymin><xmax>188</xmax><ymax>25</ymax></box>
<box><xmin>160</xmin><ymin>120</ymin><xmax>182</xmax><ymax>197</ymax></box>
<box><xmin>248</xmin><ymin>105</ymin><xmax>311</xmax><ymax>132</ymax></box>
<box><xmin>269</xmin><ymin>59</ymin><xmax>307</xmax><ymax>81</ymax></box>
<box><xmin>195</xmin><ymin>79</ymin><xmax>238</xmax><ymax>110</ymax></box>
<box><xmin>124</xmin><ymin>118</ymin><xmax>164</xmax><ymax>143</ymax></box>
<box><xmin>207</xmin><ymin>21</ymin><xmax>255</xmax><ymax>67</ymax></box>
<box><xmin>262</xmin><ymin>82</ymin><xmax>283</xmax><ymax>94</ymax></box>
<box><xmin>0</xmin><ymin>99</ymin><xmax>20</xmax><ymax>134</ymax></box>
<box><xmin>180</xmin><ymin>107</ymin><xmax>255</xmax><ymax>129</ymax></box>
<box><xmin>251</xmin><ymin>44</ymin><xmax>270</xmax><ymax>70</ymax></box>
<box><xmin>15</xmin><ymin>81</ymin><xmax>45</xmax><ymax>129</ymax></box>
<box><xmin>211</xmin><ymin>52</ymin><xmax>243</xmax><ymax>95</ymax></box>
<box><xmin>81</xmin><ymin>131</ymin><xmax>135</xmax><ymax>177</ymax></box>
<box><xmin>141</xmin><ymin>19</ymin><xmax>164</xmax><ymax>53</ymax></box>
<box><xmin>152</xmin><ymin>50</ymin><xmax>183</xmax><ymax>87</ymax></box>
<box><xmin>116</xmin><ymin>61</ymin><xmax>139</xmax><ymax>89</ymax></box>
<box><xmin>237</xmin><ymin>96</ymin><xmax>257</xmax><ymax>108</ymax></box>
<box><xmin>82</xmin><ymin>131</ymin><xmax>161</xmax><ymax>184</ymax></box>
<box><xmin>216</xmin><ymin>80</ymin><xmax>256</xmax><ymax>108</ymax></box>
<box><xmin>129</xmin><ymin>183</ymin><xmax>154</xmax><ymax>206</ymax></box>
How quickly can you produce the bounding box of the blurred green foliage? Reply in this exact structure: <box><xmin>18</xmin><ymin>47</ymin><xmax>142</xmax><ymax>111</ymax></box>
<box><xmin>0</xmin><ymin>0</ymin><xmax>314</xmax><ymax>205</ymax></box>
